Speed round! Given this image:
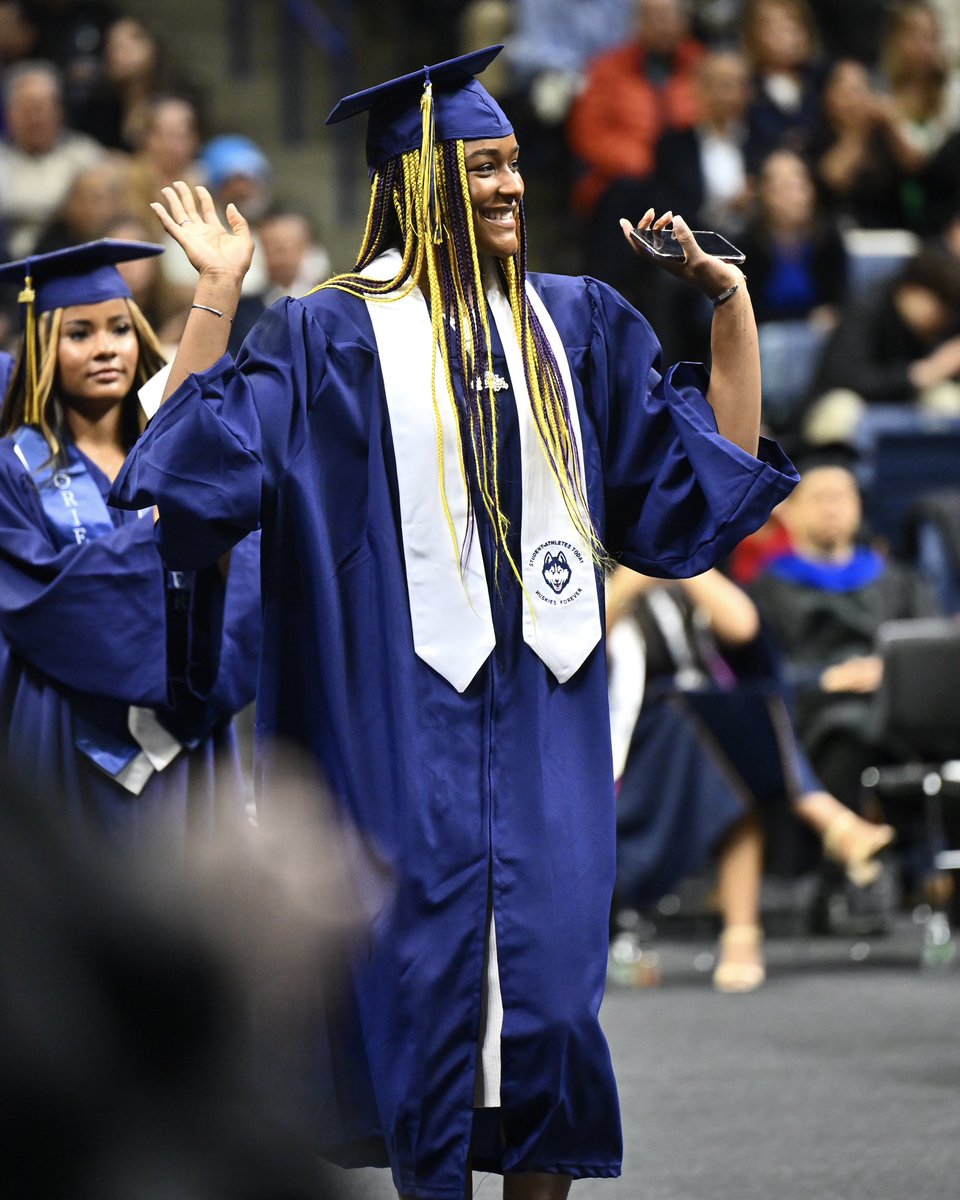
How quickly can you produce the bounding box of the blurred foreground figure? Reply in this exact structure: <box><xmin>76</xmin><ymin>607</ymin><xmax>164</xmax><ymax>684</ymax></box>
<box><xmin>0</xmin><ymin>751</ymin><xmax>368</xmax><ymax>1199</ymax></box>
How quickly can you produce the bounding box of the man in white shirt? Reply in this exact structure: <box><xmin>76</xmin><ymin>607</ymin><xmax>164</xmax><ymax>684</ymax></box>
<box><xmin>0</xmin><ymin>60</ymin><xmax>104</xmax><ymax>259</ymax></box>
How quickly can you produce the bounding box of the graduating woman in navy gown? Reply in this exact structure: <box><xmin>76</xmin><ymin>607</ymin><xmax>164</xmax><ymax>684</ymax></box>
<box><xmin>0</xmin><ymin>240</ymin><xmax>260</xmax><ymax>847</ymax></box>
<box><xmin>111</xmin><ymin>46</ymin><xmax>798</xmax><ymax>1200</ymax></box>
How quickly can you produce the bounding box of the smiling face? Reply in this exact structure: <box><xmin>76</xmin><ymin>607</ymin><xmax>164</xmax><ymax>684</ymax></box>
<box><xmin>57</xmin><ymin>298</ymin><xmax>139</xmax><ymax>415</ymax></box>
<box><xmin>463</xmin><ymin>135</ymin><xmax>524</xmax><ymax>260</ymax></box>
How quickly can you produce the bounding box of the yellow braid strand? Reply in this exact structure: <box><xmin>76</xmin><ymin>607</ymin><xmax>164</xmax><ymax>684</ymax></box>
<box><xmin>310</xmin><ymin>134</ymin><xmax>606</xmax><ymax>592</ymax></box>
<box><xmin>502</xmin><ymin>257</ymin><xmax>606</xmax><ymax>565</ymax></box>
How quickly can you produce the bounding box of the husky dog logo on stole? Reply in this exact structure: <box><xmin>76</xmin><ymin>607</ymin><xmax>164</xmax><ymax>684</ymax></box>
<box><xmin>542</xmin><ymin>550</ymin><xmax>572</xmax><ymax>595</ymax></box>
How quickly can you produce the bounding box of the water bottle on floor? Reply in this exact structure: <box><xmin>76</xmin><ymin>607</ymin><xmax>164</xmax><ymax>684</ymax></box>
<box><xmin>920</xmin><ymin>910</ymin><xmax>956</xmax><ymax>970</ymax></box>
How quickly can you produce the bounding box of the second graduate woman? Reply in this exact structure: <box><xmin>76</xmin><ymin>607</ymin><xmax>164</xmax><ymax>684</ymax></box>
<box><xmin>0</xmin><ymin>240</ymin><xmax>260</xmax><ymax>845</ymax></box>
<box><xmin>112</xmin><ymin>48</ymin><xmax>798</xmax><ymax>1200</ymax></box>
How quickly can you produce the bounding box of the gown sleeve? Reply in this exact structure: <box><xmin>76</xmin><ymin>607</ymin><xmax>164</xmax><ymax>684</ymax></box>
<box><xmin>111</xmin><ymin>298</ymin><xmax>323</xmax><ymax>569</ymax></box>
<box><xmin>0</xmin><ymin>446</ymin><xmax>169</xmax><ymax>705</ymax></box>
<box><xmin>183</xmin><ymin>530</ymin><xmax>261</xmax><ymax>720</ymax></box>
<box><xmin>583</xmin><ymin>277</ymin><xmax>799</xmax><ymax>575</ymax></box>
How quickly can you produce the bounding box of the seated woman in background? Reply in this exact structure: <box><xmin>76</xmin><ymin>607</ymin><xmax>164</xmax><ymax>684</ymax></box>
<box><xmin>737</xmin><ymin>148</ymin><xmax>848</xmax><ymax>436</ymax></box>
<box><xmin>740</xmin><ymin>0</ymin><xmax>827</xmax><ymax>164</ymax></box>
<box><xmin>875</xmin><ymin>0</ymin><xmax>960</xmax><ymax>222</ymax></box>
<box><xmin>0</xmin><ymin>240</ymin><xmax>260</xmax><ymax>847</ymax></box>
<box><xmin>738</xmin><ymin>149</ymin><xmax>847</xmax><ymax>328</ymax></box>
<box><xmin>606</xmin><ymin>564</ymin><xmax>894</xmax><ymax>993</ymax></box>
<box><xmin>810</xmin><ymin>58</ymin><xmax>921</xmax><ymax>232</ymax></box>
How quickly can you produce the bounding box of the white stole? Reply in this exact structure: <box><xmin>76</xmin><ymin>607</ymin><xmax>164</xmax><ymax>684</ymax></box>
<box><xmin>485</xmin><ymin>280</ymin><xmax>602</xmax><ymax>683</ymax></box>
<box><xmin>364</xmin><ymin>250</ymin><xmax>601</xmax><ymax>690</ymax></box>
<box><xmin>364</xmin><ymin>253</ymin><xmax>495</xmax><ymax>693</ymax></box>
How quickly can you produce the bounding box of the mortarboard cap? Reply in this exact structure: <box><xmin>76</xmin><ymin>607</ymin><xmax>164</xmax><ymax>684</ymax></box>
<box><xmin>325</xmin><ymin>45</ymin><xmax>512</xmax><ymax>171</ymax></box>
<box><xmin>0</xmin><ymin>238</ymin><xmax>164</xmax><ymax>316</ymax></box>
<box><xmin>0</xmin><ymin>238</ymin><xmax>163</xmax><ymax>426</ymax></box>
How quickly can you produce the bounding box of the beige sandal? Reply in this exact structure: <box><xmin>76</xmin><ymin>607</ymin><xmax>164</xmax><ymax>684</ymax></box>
<box><xmin>823</xmin><ymin>811</ymin><xmax>896</xmax><ymax>888</ymax></box>
<box><xmin>713</xmin><ymin>924</ymin><xmax>766</xmax><ymax>994</ymax></box>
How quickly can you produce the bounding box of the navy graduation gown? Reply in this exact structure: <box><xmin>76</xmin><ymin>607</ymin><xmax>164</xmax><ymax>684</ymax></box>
<box><xmin>0</xmin><ymin>437</ymin><xmax>260</xmax><ymax>847</ymax></box>
<box><xmin>112</xmin><ymin>271</ymin><xmax>797</xmax><ymax>1198</ymax></box>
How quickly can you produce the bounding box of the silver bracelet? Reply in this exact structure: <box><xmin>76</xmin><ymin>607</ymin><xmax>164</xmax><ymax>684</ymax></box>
<box><xmin>710</xmin><ymin>283</ymin><xmax>740</xmax><ymax>307</ymax></box>
<box><xmin>191</xmin><ymin>302</ymin><xmax>233</xmax><ymax>322</ymax></box>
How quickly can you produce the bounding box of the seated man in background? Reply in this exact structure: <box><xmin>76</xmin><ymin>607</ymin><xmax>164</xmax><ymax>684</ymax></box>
<box><xmin>0</xmin><ymin>59</ymin><xmax>104</xmax><ymax>259</ymax></box>
<box><xmin>257</xmin><ymin>206</ymin><xmax>332</xmax><ymax>307</ymax></box>
<box><xmin>751</xmin><ymin>446</ymin><xmax>941</xmax><ymax>846</ymax></box>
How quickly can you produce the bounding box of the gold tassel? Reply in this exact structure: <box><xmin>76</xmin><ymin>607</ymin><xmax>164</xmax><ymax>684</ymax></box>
<box><xmin>418</xmin><ymin>73</ymin><xmax>442</xmax><ymax>246</ymax></box>
<box><xmin>18</xmin><ymin>274</ymin><xmax>40</xmax><ymax>427</ymax></box>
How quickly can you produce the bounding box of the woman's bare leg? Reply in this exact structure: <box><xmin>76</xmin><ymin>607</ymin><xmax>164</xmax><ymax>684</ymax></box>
<box><xmin>712</xmin><ymin>813</ymin><xmax>765</xmax><ymax>992</ymax></box>
<box><xmin>793</xmin><ymin>790</ymin><xmax>895</xmax><ymax>885</ymax></box>
<box><xmin>716</xmin><ymin>812</ymin><xmax>764</xmax><ymax>930</ymax></box>
<box><xmin>503</xmin><ymin>1172</ymin><xmax>572</xmax><ymax>1200</ymax></box>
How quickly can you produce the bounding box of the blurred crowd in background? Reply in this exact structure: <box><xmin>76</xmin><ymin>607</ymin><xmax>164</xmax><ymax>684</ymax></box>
<box><xmin>2</xmin><ymin>1</ymin><xmax>960</xmax><ymax>1191</ymax></box>
<box><xmin>3</xmin><ymin>0</ymin><xmax>960</xmax><ymax>958</ymax></box>
<box><xmin>3</xmin><ymin>0</ymin><xmax>960</xmax><ymax>448</ymax></box>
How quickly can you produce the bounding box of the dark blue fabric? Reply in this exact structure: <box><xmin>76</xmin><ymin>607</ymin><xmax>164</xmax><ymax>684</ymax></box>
<box><xmin>0</xmin><ymin>351</ymin><xmax>13</xmax><ymax>400</ymax></box>
<box><xmin>0</xmin><ymin>434</ymin><xmax>260</xmax><ymax>847</ymax></box>
<box><xmin>616</xmin><ymin>693</ymin><xmax>746</xmax><ymax>907</ymax></box>
<box><xmin>111</xmin><ymin>271</ymin><xmax>797</xmax><ymax>1198</ymax></box>
<box><xmin>766</xmin><ymin>547</ymin><xmax>885</xmax><ymax>592</ymax></box>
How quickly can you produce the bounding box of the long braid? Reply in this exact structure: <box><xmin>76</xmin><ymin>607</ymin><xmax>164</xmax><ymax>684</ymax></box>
<box><xmin>501</xmin><ymin>233</ymin><xmax>606</xmax><ymax>565</ymax></box>
<box><xmin>311</xmin><ymin>135</ymin><xmax>605</xmax><ymax>581</ymax></box>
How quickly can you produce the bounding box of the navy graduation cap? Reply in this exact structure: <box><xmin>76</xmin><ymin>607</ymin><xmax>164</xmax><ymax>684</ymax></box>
<box><xmin>0</xmin><ymin>238</ymin><xmax>164</xmax><ymax>316</ymax></box>
<box><xmin>325</xmin><ymin>44</ymin><xmax>512</xmax><ymax>171</ymax></box>
<box><xmin>0</xmin><ymin>238</ymin><xmax>163</xmax><ymax>425</ymax></box>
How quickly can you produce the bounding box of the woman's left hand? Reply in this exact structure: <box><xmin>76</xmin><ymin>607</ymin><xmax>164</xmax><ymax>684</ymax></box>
<box><xmin>152</xmin><ymin>181</ymin><xmax>254</xmax><ymax>286</ymax></box>
<box><xmin>621</xmin><ymin>209</ymin><xmax>744</xmax><ymax>301</ymax></box>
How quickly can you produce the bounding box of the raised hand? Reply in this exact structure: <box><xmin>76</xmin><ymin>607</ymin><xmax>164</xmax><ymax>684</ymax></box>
<box><xmin>151</xmin><ymin>180</ymin><xmax>254</xmax><ymax>284</ymax></box>
<box><xmin>620</xmin><ymin>208</ymin><xmax>743</xmax><ymax>301</ymax></box>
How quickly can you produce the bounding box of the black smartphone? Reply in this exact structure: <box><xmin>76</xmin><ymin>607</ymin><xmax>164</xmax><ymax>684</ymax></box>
<box><xmin>630</xmin><ymin>227</ymin><xmax>746</xmax><ymax>263</ymax></box>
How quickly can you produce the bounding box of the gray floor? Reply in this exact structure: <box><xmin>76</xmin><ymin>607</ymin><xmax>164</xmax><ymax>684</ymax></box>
<box><xmin>330</xmin><ymin>917</ymin><xmax>960</xmax><ymax>1200</ymax></box>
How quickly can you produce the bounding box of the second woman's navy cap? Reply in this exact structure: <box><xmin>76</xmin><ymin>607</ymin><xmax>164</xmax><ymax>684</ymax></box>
<box><xmin>325</xmin><ymin>45</ymin><xmax>513</xmax><ymax>170</ymax></box>
<box><xmin>0</xmin><ymin>239</ymin><xmax>163</xmax><ymax>315</ymax></box>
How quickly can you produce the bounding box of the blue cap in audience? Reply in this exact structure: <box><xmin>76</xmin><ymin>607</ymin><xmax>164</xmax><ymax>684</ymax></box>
<box><xmin>202</xmin><ymin>134</ymin><xmax>273</xmax><ymax>190</ymax></box>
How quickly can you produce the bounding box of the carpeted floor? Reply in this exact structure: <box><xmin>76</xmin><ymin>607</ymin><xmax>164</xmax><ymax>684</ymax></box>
<box><xmin>330</xmin><ymin>916</ymin><xmax>960</xmax><ymax>1199</ymax></box>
